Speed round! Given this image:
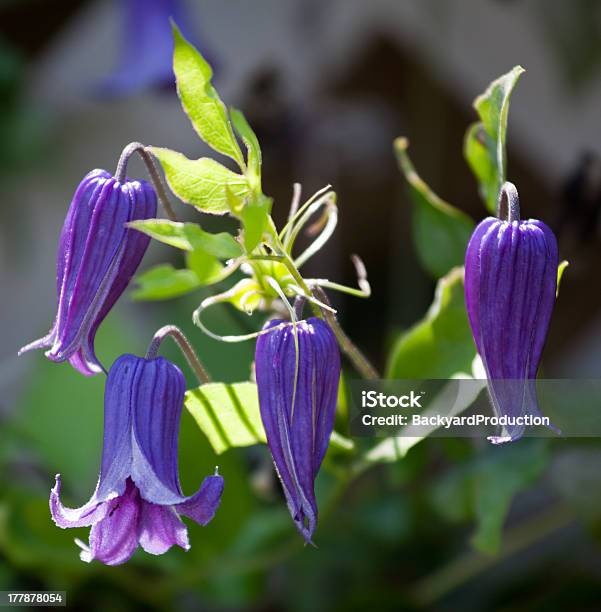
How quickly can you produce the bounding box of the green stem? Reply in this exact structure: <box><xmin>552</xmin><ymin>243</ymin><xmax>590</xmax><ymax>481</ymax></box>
<box><xmin>248</xmin><ymin>253</ymin><xmax>321</xmax><ymax>317</ymax></box>
<box><xmin>312</xmin><ymin>287</ymin><xmax>380</xmax><ymax>380</ymax></box>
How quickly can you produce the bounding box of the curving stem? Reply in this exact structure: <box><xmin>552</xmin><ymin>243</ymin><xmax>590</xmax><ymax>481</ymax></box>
<box><xmin>114</xmin><ymin>142</ymin><xmax>178</xmax><ymax>222</ymax></box>
<box><xmin>497</xmin><ymin>181</ymin><xmax>520</xmax><ymax>223</ymax></box>
<box><xmin>146</xmin><ymin>325</ymin><xmax>211</xmax><ymax>385</ymax></box>
<box><xmin>312</xmin><ymin>286</ymin><xmax>380</xmax><ymax>380</ymax></box>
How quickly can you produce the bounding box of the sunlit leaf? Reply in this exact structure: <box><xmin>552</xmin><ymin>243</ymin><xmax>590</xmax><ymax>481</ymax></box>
<box><xmin>150</xmin><ymin>147</ymin><xmax>250</xmax><ymax>215</ymax></box>
<box><xmin>185</xmin><ymin>249</ymin><xmax>225</xmax><ymax>285</ymax></box>
<box><xmin>128</xmin><ymin>219</ymin><xmax>242</xmax><ymax>259</ymax></box>
<box><xmin>465</xmin><ymin>65</ymin><xmax>525</xmax><ymax>213</ymax></box>
<box><xmin>395</xmin><ymin>137</ymin><xmax>474</xmax><ymax>277</ymax></box>
<box><xmin>132</xmin><ymin>264</ymin><xmax>202</xmax><ymax>301</ymax></box>
<box><xmin>230</xmin><ymin>107</ymin><xmax>262</xmax><ymax>190</ymax></box>
<box><xmin>239</xmin><ymin>192</ymin><xmax>272</xmax><ymax>252</ymax></box>
<box><xmin>172</xmin><ymin>24</ymin><xmax>244</xmax><ymax>168</ymax></box>
<box><xmin>185</xmin><ymin>382</ymin><xmax>266</xmax><ymax>454</ymax></box>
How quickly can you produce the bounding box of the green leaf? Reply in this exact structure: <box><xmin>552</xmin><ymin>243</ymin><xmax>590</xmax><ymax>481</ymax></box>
<box><xmin>230</xmin><ymin>107</ymin><xmax>262</xmax><ymax>190</ymax></box>
<box><xmin>212</xmin><ymin>278</ymin><xmax>264</xmax><ymax>314</ymax></box>
<box><xmin>132</xmin><ymin>264</ymin><xmax>202</xmax><ymax>301</ymax></box>
<box><xmin>185</xmin><ymin>382</ymin><xmax>266</xmax><ymax>454</ymax></box>
<box><xmin>395</xmin><ymin>137</ymin><xmax>475</xmax><ymax>277</ymax></box>
<box><xmin>465</xmin><ymin>66</ymin><xmax>525</xmax><ymax>213</ymax></box>
<box><xmin>429</xmin><ymin>439</ymin><xmax>549</xmax><ymax>555</ymax></box>
<box><xmin>386</xmin><ymin>267</ymin><xmax>477</xmax><ymax>378</ymax></box>
<box><xmin>240</xmin><ymin>192</ymin><xmax>272</xmax><ymax>252</ymax></box>
<box><xmin>128</xmin><ymin>219</ymin><xmax>242</xmax><ymax>259</ymax></box>
<box><xmin>471</xmin><ymin>440</ymin><xmax>549</xmax><ymax>554</ymax></box>
<box><xmin>150</xmin><ymin>147</ymin><xmax>250</xmax><ymax>215</ymax></box>
<box><xmin>172</xmin><ymin>24</ymin><xmax>244</xmax><ymax>168</ymax></box>
<box><xmin>185</xmin><ymin>249</ymin><xmax>225</xmax><ymax>285</ymax></box>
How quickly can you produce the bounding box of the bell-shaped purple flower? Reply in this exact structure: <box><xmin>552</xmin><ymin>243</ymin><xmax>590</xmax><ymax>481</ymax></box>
<box><xmin>97</xmin><ymin>1</ymin><xmax>210</xmax><ymax>96</ymax></box>
<box><xmin>50</xmin><ymin>354</ymin><xmax>224</xmax><ymax>565</ymax></box>
<box><xmin>19</xmin><ymin>170</ymin><xmax>157</xmax><ymax>376</ymax></box>
<box><xmin>255</xmin><ymin>318</ymin><xmax>340</xmax><ymax>543</ymax></box>
<box><xmin>465</xmin><ymin>182</ymin><xmax>559</xmax><ymax>444</ymax></box>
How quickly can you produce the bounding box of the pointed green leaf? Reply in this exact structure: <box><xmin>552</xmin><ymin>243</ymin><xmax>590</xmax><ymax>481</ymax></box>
<box><xmin>386</xmin><ymin>267</ymin><xmax>477</xmax><ymax>378</ymax></box>
<box><xmin>132</xmin><ymin>264</ymin><xmax>202</xmax><ymax>301</ymax></box>
<box><xmin>230</xmin><ymin>107</ymin><xmax>262</xmax><ymax>190</ymax></box>
<box><xmin>471</xmin><ymin>440</ymin><xmax>549</xmax><ymax>554</ymax></box>
<box><xmin>429</xmin><ymin>440</ymin><xmax>549</xmax><ymax>556</ymax></box>
<box><xmin>185</xmin><ymin>249</ymin><xmax>224</xmax><ymax>285</ymax></box>
<box><xmin>185</xmin><ymin>382</ymin><xmax>266</xmax><ymax>454</ymax></box>
<box><xmin>128</xmin><ymin>219</ymin><xmax>242</xmax><ymax>259</ymax></box>
<box><xmin>395</xmin><ymin>137</ymin><xmax>475</xmax><ymax>277</ymax></box>
<box><xmin>240</xmin><ymin>192</ymin><xmax>272</xmax><ymax>252</ymax></box>
<box><xmin>150</xmin><ymin>147</ymin><xmax>250</xmax><ymax>215</ymax></box>
<box><xmin>172</xmin><ymin>25</ymin><xmax>244</xmax><ymax>168</ymax></box>
<box><xmin>465</xmin><ymin>66</ymin><xmax>525</xmax><ymax>213</ymax></box>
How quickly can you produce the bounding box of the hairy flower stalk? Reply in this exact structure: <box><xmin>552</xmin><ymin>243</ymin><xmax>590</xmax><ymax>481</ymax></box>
<box><xmin>19</xmin><ymin>169</ymin><xmax>157</xmax><ymax>375</ymax></box>
<box><xmin>50</xmin><ymin>354</ymin><xmax>223</xmax><ymax>565</ymax></box>
<box><xmin>255</xmin><ymin>317</ymin><xmax>340</xmax><ymax>543</ymax></box>
<box><xmin>464</xmin><ymin>182</ymin><xmax>559</xmax><ymax>444</ymax></box>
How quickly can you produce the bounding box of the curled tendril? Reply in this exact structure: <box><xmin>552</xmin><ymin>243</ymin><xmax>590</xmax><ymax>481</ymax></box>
<box><xmin>279</xmin><ymin>185</ymin><xmax>333</xmax><ymax>244</ymax></box>
<box><xmin>293</xmin><ymin>200</ymin><xmax>338</xmax><ymax>268</ymax></box>
<box><xmin>287</xmin><ymin>284</ymin><xmax>337</xmax><ymax>314</ymax></box>
<box><xmin>304</xmin><ymin>254</ymin><xmax>371</xmax><ymax>299</ymax></box>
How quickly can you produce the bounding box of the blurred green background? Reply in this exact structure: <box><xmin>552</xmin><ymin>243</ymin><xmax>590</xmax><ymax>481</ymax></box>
<box><xmin>2</xmin><ymin>0</ymin><xmax>601</xmax><ymax>610</ymax></box>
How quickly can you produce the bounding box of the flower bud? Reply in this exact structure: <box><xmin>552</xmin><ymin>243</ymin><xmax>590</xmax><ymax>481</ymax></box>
<box><xmin>19</xmin><ymin>170</ymin><xmax>157</xmax><ymax>375</ymax></box>
<box><xmin>255</xmin><ymin>318</ymin><xmax>340</xmax><ymax>543</ymax></box>
<box><xmin>464</xmin><ymin>182</ymin><xmax>559</xmax><ymax>443</ymax></box>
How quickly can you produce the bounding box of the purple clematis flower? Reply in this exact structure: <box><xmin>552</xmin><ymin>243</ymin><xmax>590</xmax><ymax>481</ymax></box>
<box><xmin>50</xmin><ymin>354</ymin><xmax>224</xmax><ymax>565</ymax></box>
<box><xmin>98</xmin><ymin>0</ymin><xmax>208</xmax><ymax>96</ymax></box>
<box><xmin>19</xmin><ymin>169</ymin><xmax>157</xmax><ymax>376</ymax></box>
<box><xmin>255</xmin><ymin>318</ymin><xmax>340</xmax><ymax>543</ymax></box>
<box><xmin>465</xmin><ymin>182</ymin><xmax>559</xmax><ymax>444</ymax></box>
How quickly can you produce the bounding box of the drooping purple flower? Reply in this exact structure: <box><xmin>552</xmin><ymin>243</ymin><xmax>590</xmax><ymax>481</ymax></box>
<box><xmin>97</xmin><ymin>0</ymin><xmax>210</xmax><ymax>96</ymax></box>
<box><xmin>255</xmin><ymin>318</ymin><xmax>340</xmax><ymax>543</ymax></box>
<box><xmin>465</xmin><ymin>182</ymin><xmax>559</xmax><ymax>444</ymax></box>
<box><xmin>50</xmin><ymin>354</ymin><xmax>224</xmax><ymax>565</ymax></box>
<box><xmin>19</xmin><ymin>170</ymin><xmax>157</xmax><ymax>376</ymax></box>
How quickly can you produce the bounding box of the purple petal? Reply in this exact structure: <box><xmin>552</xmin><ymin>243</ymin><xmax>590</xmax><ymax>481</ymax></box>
<box><xmin>19</xmin><ymin>171</ymin><xmax>156</xmax><ymax>376</ymax></box>
<box><xmin>95</xmin><ymin>354</ymin><xmax>137</xmax><ymax>500</ymax></box>
<box><xmin>464</xmin><ymin>216</ymin><xmax>558</xmax><ymax>442</ymax></box>
<box><xmin>97</xmin><ymin>1</ymin><xmax>206</xmax><ymax>96</ymax></box>
<box><xmin>49</xmin><ymin>474</ymin><xmax>109</xmax><ymax>529</ymax></box>
<box><xmin>138</xmin><ymin>501</ymin><xmax>189</xmax><ymax>555</ymax></box>
<box><xmin>85</xmin><ymin>479</ymin><xmax>141</xmax><ymax>565</ymax></box>
<box><xmin>255</xmin><ymin>318</ymin><xmax>340</xmax><ymax>542</ymax></box>
<box><xmin>175</xmin><ymin>474</ymin><xmax>224</xmax><ymax>526</ymax></box>
<box><xmin>129</xmin><ymin>356</ymin><xmax>188</xmax><ymax>504</ymax></box>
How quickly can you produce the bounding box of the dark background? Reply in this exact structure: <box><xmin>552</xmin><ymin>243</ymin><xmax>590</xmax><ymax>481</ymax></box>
<box><xmin>2</xmin><ymin>0</ymin><xmax>601</xmax><ymax>610</ymax></box>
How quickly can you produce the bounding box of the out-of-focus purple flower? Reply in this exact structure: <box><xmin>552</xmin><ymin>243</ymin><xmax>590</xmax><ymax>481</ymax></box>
<box><xmin>98</xmin><ymin>0</ymin><xmax>209</xmax><ymax>96</ymax></box>
<box><xmin>255</xmin><ymin>318</ymin><xmax>340</xmax><ymax>543</ymax></box>
<box><xmin>19</xmin><ymin>170</ymin><xmax>156</xmax><ymax>376</ymax></box>
<box><xmin>464</xmin><ymin>182</ymin><xmax>559</xmax><ymax>444</ymax></box>
<box><xmin>50</xmin><ymin>354</ymin><xmax>224</xmax><ymax>565</ymax></box>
